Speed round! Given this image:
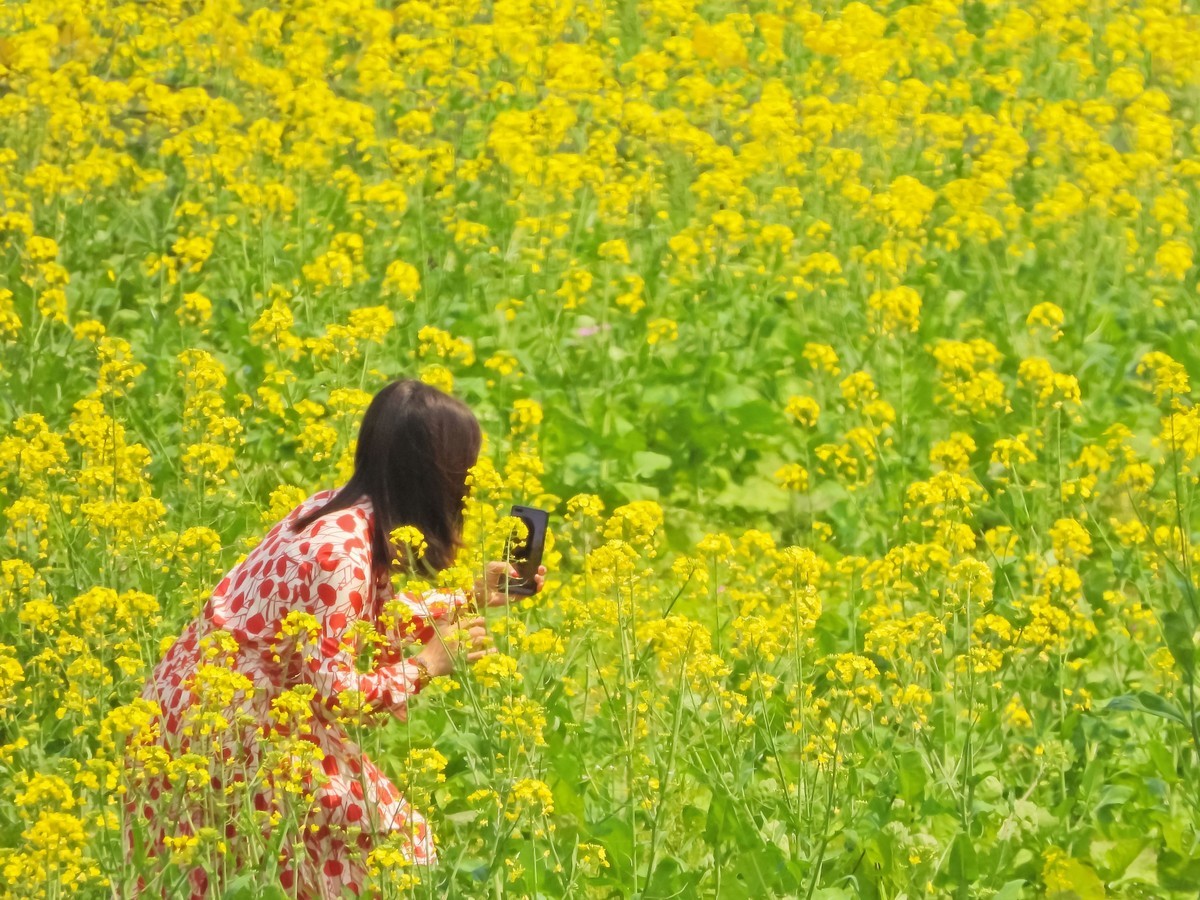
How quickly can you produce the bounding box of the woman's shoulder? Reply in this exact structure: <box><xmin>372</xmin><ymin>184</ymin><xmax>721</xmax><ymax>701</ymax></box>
<box><xmin>293</xmin><ymin>490</ymin><xmax>374</xmax><ymax>542</ymax></box>
<box><xmin>284</xmin><ymin>487</ymin><xmax>363</xmax><ymax>522</ymax></box>
<box><xmin>295</xmin><ymin>487</ymin><xmax>339</xmax><ymax>516</ymax></box>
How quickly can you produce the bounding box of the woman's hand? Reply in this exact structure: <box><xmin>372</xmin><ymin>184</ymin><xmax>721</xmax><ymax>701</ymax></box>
<box><xmin>412</xmin><ymin>615</ymin><xmax>493</xmax><ymax>678</ymax></box>
<box><xmin>475</xmin><ymin>561</ymin><xmax>548</xmax><ymax>607</ymax></box>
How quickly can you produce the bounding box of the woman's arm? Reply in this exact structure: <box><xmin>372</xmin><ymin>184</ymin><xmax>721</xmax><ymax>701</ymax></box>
<box><xmin>383</xmin><ymin>561</ymin><xmax>548</xmax><ymax>647</ymax></box>
<box><xmin>385</xmin><ymin>587</ymin><xmax>471</xmax><ymax>647</ymax></box>
<box><xmin>300</xmin><ymin>548</ymin><xmax>429</xmax><ymax>720</ymax></box>
<box><xmin>298</xmin><ymin>547</ymin><xmax>494</xmax><ymax>718</ymax></box>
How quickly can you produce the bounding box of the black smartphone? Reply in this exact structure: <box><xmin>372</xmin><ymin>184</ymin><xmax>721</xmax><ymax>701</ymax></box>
<box><xmin>504</xmin><ymin>505</ymin><xmax>549</xmax><ymax>596</ymax></box>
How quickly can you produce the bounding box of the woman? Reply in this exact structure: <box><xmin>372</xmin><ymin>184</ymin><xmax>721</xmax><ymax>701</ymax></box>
<box><xmin>128</xmin><ymin>379</ymin><xmax>545</xmax><ymax>898</ymax></box>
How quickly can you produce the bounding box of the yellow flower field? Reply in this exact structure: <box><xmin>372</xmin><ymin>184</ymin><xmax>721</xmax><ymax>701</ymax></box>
<box><xmin>2</xmin><ymin>0</ymin><xmax>1200</xmax><ymax>896</ymax></box>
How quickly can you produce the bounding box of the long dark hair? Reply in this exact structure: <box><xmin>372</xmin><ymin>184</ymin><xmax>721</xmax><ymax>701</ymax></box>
<box><xmin>292</xmin><ymin>379</ymin><xmax>483</xmax><ymax>578</ymax></box>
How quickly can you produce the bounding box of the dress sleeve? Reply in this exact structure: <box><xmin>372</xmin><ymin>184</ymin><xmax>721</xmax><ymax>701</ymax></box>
<box><xmin>299</xmin><ymin>526</ymin><xmax>425</xmax><ymax>720</ymax></box>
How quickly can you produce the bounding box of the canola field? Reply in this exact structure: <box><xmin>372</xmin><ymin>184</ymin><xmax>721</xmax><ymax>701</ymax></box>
<box><xmin>2</xmin><ymin>0</ymin><xmax>1200</xmax><ymax>896</ymax></box>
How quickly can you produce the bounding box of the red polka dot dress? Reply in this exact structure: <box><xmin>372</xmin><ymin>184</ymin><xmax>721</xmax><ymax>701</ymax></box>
<box><xmin>131</xmin><ymin>488</ymin><xmax>463</xmax><ymax>898</ymax></box>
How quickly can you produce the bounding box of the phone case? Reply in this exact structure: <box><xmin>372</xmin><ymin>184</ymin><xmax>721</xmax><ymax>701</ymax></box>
<box><xmin>506</xmin><ymin>505</ymin><xmax>549</xmax><ymax>596</ymax></box>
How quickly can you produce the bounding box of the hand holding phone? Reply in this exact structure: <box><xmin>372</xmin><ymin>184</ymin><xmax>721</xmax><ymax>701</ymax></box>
<box><xmin>503</xmin><ymin>505</ymin><xmax>549</xmax><ymax>597</ymax></box>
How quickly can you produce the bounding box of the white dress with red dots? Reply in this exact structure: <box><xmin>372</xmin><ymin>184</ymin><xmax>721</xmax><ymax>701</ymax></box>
<box><xmin>131</xmin><ymin>488</ymin><xmax>463</xmax><ymax>898</ymax></box>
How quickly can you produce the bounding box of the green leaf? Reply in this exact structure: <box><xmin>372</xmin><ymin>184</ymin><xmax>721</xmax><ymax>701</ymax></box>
<box><xmin>705</xmin><ymin>789</ymin><xmax>755</xmax><ymax>849</ymax></box>
<box><xmin>1091</xmin><ymin>838</ymin><xmax>1143</xmax><ymax>879</ymax></box>
<box><xmin>644</xmin><ymin>855</ymin><xmax>700</xmax><ymax>897</ymax></box>
<box><xmin>641</xmin><ymin>383</ymin><xmax>681</xmax><ymax>407</ymax></box>
<box><xmin>1146</xmin><ymin>738</ymin><xmax>1178</xmax><ymax>782</ymax></box>
<box><xmin>549</xmin><ymin>769</ymin><xmax>586</xmax><ymax>824</ymax></box>
<box><xmin>712</xmin><ymin>474</ymin><xmax>791</xmax><ymax>515</ymax></box>
<box><xmin>1048</xmin><ymin>857</ymin><xmax>1106</xmax><ymax>899</ymax></box>
<box><xmin>1094</xmin><ymin>839</ymin><xmax>1159</xmax><ymax>887</ymax></box>
<box><xmin>612</xmin><ymin>480</ymin><xmax>660</xmax><ymax>502</ymax></box>
<box><xmin>222</xmin><ymin>877</ymin><xmax>288</xmax><ymax>900</ymax></box>
<box><xmin>1161</xmin><ymin>609</ymin><xmax>1196</xmax><ymax>680</ymax></box>
<box><xmin>726</xmin><ymin>844</ymin><xmax>788</xmax><ymax>895</ymax></box>
<box><xmin>898</xmin><ymin>749</ymin><xmax>927</xmax><ymax>803</ymax></box>
<box><xmin>994</xmin><ymin>880</ymin><xmax>1026</xmax><ymax>900</ymax></box>
<box><xmin>631</xmin><ymin>450</ymin><xmax>674</xmax><ymax>478</ymax></box>
<box><xmin>441</xmin><ymin>816</ymin><xmax>482</xmax><ymax>830</ymax></box>
<box><xmin>711</xmin><ymin>383</ymin><xmax>761</xmax><ymax>412</ymax></box>
<box><xmin>1103</xmin><ymin>691</ymin><xmax>1188</xmax><ymax>725</ymax></box>
<box><xmin>562</xmin><ymin>450</ymin><xmax>601</xmax><ymax>483</ymax></box>
<box><xmin>588</xmin><ymin>817</ymin><xmax>634</xmax><ymax>884</ymax></box>
<box><xmin>730</xmin><ymin>398</ymin><xmax>780</xmax><ymax>433</ymax></box>
<box><xmin>1160</xmin><ymin>846</ymin><xmax>1200</xmax><ymax>890</ymax></box>
<box><xmin>949</xmin><ymin>830</ymin><xmax>978</xmax><ymax>883</ymax></box>
<box><xmin>1092</xmin><ymin>783</ymin><xmax>1134</xmax><ymax>813</ymax></box>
